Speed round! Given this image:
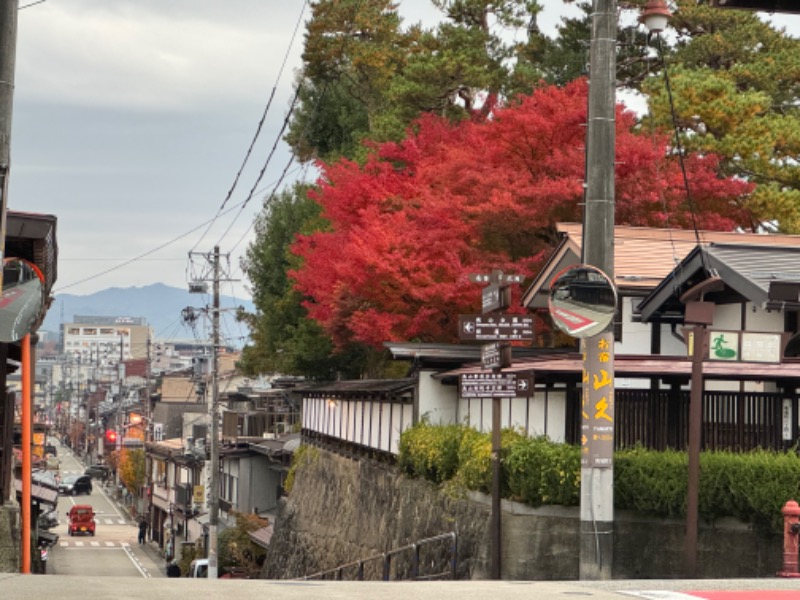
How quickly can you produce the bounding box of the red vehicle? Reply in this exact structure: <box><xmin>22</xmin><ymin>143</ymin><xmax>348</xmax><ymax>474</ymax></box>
<box><xmin>67</xmin><ymin>505</ymin><xmax>96</xmax><ymax>536</ymax></box>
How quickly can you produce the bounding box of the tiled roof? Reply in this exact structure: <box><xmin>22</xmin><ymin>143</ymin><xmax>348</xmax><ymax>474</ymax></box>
<box><xmin>637</xmin><ymin>243</ymin><xmax>800</xmax><ymax>322</ymax></box>
<box><xmin>523</xmin><ymin>223</ymin><xmax>800</xmax><ymax>308</ymax></box>
<box><xmin>248</xmin><ymin>524</ymin><xmax>273</xmax><ymax>549</ymax></box>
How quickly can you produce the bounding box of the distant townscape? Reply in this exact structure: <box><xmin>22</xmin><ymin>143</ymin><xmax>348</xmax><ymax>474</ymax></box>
<box><xmin>40</xmin><ymin>283</ymin><xmax>254</xmax><ymax>348</ymax></box>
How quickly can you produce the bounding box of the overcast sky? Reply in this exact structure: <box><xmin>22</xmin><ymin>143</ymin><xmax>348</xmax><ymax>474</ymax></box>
<box><xmin>10</xmin><ymin>1</ymin><xmax>799</xmax><ymax>302</ymax></box>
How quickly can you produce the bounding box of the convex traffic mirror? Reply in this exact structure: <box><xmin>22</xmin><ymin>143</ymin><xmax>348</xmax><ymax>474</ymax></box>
<box><xmin>0</xmin><ymin>257</ymin><xmax>45</xmax><ymax>343</ymax></box>
<box><xmin>548</xmin><ymin>264</ymin><xmax>617</xmax><ymax>339</ymax></box>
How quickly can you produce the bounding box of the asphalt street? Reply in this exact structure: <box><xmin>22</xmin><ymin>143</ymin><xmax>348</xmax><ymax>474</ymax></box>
<box><xmin>1</xmin><ymin>576</ymin><xmax>799</xmax><ymax>600</ymax></box>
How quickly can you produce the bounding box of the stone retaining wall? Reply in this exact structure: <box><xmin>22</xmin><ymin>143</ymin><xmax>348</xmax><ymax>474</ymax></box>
<box><xmin>262</xmin><ymin>448</ymin><xmax>782</xmax><ymax>580</ymax></box>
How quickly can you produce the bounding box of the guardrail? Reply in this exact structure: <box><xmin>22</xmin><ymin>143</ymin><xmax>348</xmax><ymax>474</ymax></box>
<box><xmin>303</xmin><ymin>532</ymin><xmax>458</xmax><ymax>581</ymax></box>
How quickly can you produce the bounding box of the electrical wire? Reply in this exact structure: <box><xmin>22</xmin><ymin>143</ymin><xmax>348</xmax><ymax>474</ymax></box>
<box><xmin>189</xmin><ymin>1</ymin><xmax>309</xmax><ymax>256</ymax></box>
<box><xmin>654</xmin><ymin>34</ymin><xmax>704</xmax><ymax>253</ymax></box>
<box><xmin>54</xmin><ymin>183</ymin><xmax>271</xmax><ymax>294</ymax></box>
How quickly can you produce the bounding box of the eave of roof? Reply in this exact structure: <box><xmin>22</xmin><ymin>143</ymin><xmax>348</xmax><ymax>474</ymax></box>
<box><xmin>300</xmin><ymin>378</ymin><xmax>416</xmax><ymax>396</ymax></box>
<box><xmin>434</xmin><ymin>354</ymin><xmax>800</xmax><ymax>382</ymax></box>
<box><xmin>524</xmin><ymin>223</ymin><xmax>800</xmax><ymax>310</ymax></box>
<box><xmin>636</xmin><ymin>244</ymin><xmax>800</xmax><ymax>322</ymax></box>
<box><xmin>14</xmin><ymin>478</ymin><xmax>59</xmax><ymax>507</ymax></box>
<box><xmin>249</xmin><ymin>524</ymin><xmax>273</xmax><ymax>549</ymax></box>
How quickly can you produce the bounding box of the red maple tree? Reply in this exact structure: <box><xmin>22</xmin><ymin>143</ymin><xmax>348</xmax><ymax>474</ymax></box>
<box><xmin>291</xmin><ymin>79</ymin><xmax>752</xmax><ymax>349</ymax></box>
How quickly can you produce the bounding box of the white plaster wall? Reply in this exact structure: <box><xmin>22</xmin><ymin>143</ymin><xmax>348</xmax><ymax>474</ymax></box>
<box><xmin>418</xmin><ymin>370</ymin><xmax>458</xmax><ymax>425</ymax></box>
<box><xmin>713</xmin><ymin>303</ymin><xmax>743</xmax><ymax>330</ymax></box>
<box><xmin>617</xmin><ymin>296</ymin><xmax>651</xmax><ymax>355</ymax></box>
<box><xmin>454</xmin><ymin>389</ymin><xmax>567</xmax><ymax>442</ymax></box>
<box><xmin>660</xmin><ymin>323</ymin><xmax>687</xmax><ymax>356</ymax></box>
<box><xmin>745</xmin><ymin>303</ymin><xmax>784</xmax><ymax>332</ymax></box>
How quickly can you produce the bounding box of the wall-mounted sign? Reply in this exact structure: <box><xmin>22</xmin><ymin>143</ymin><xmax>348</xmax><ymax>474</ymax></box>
<box><xmin>741</xmin><ymin>332</ymin><xmax>782</xmax><ymax>363</ymax></box>
<box><xmin>706</xmin><ymin>330</ymin><xmax>783</xmax><ymax>363</ymax></box>
<box><xmin>708</xmin><ymin>331</ymin><xmax>739</xmax><ymax>361</ymax></box>
<box><xmin>783</xmin><ymin>399</ymin><xmax>793</xmax><ymax>442</ymax></box>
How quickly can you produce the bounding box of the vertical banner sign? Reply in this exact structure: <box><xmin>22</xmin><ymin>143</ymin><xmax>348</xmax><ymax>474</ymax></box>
<box><xmin>581</xmin><ymin>331</ymin><xmax>614</xmax><ymax>468</ymax></box>
<box><xmin>783</xmin><ymin>399</ymin><xmax>793</xmax><ymax>442</ymax></box>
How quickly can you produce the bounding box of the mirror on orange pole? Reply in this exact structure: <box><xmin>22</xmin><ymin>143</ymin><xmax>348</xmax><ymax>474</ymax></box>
<box><xmin>0</xmin><ymin>257</ymin><xmax>44</xmax><ymax>342</ymax></box>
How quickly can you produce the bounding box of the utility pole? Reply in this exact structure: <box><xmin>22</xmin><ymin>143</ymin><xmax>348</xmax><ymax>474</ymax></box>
<box><xmin>0</xmin><ymin>0</ymin><xmax>16</xmax><ymax>285</ymax></box>
<box><xmin>187</xmin><ymin>246</ymin><xmax>231</xmax><ymax>579</ymax></box>
<box><xmin>580</xmin><ymin>0</ymin><xmax>617</xmax><ymax>580</ymax></box>
<box><xmin>208</xmin><ymin>246</ymin><xmax>221</xmax><ymax>579</ymax></box>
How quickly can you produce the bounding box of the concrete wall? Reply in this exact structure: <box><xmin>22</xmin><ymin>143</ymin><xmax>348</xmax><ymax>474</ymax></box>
<box><xmin>262</xmin><ymin>448</ymin><xmax>782</xmax><ymax>581</ymax></box>
<box><xmin>0</xmin><ymin>505</ymin><xmax>18</xmax><ymax>572</ymax></box>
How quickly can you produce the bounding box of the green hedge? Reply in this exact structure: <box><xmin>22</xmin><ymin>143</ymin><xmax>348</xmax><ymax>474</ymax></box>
<box><xmin>398</xmin><ymin>422</ymin><xmax>800</xmax><ymax>535</ymax></box>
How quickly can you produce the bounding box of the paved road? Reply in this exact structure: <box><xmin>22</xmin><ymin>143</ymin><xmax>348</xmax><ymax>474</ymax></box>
<box><xmin>44</xmin><ymin>439</ymin><xmax>168</xmax><ymax>578</ymax></box>
<box><xmin>1</xmin><ymin>576</ymin><xmax>799</xmax><ymax>600</ymax></box>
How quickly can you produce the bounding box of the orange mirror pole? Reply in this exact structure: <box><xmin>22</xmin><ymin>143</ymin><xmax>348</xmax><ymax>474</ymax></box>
<box><xmin>21</xmin><ymin>333</ymin><xmax>31</xmax><ymax>574</ymax></box>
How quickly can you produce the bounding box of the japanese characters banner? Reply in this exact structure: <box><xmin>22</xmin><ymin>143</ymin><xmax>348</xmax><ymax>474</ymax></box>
<box><xmin>581</xmin><ymin>331</ymin><xmax>615</xmax><ymax>468</ymax></box>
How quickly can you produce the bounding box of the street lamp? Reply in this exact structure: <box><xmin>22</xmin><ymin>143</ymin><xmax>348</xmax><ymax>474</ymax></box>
<box><xmin>639</xmin><ymin>0</ymin><xmax>671</xmax><ymax>34</ymax></box>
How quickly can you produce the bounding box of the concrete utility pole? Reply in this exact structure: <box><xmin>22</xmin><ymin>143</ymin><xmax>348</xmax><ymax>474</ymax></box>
<box><xmin>580</xmin><ymin>0</ymin><xmax>617</xmax><ymax>580</ymax></box>
<box><xmin>207</xmin><ymin>246</ymin><xmax>221</xmax><ymax>579</ymax></box>
<box><xmin>188</xmin><ymin>247</ymin><xmax>227</xmax><ymax>579</ymax></box>
<box><xmin>0</xmin><ymin>0</ymin><xmax>17</xmax><ymax>286</ymax></box>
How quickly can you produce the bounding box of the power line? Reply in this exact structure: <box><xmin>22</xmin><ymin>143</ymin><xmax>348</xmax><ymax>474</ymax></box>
<box><xmin>54</xmin><ymin>189</ymin><xmax>257</xmax><ymax>294</ymax></box>
<box><xmin>190</xmin><ymin>1</ymin><xmax>309</xmax><ymax>255</ymax></box>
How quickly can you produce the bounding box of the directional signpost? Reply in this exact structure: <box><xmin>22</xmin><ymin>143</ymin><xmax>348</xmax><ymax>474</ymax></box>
<box><xmin>459</xmin><ymin>372</ymin><xmax>518</xmax><ymax>398</ymax></box>
<box><xmin>459</xmin><ymin>314</ymin><xmax>535</xmax><ymax>342</ymax></box>
<box><xmin>461</xmin><ymin>269</ymin><xmax>530</xmax><ymax>580</ymax></box>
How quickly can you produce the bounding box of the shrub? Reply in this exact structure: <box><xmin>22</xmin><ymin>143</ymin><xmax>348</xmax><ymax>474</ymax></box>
<box><xmin>285</xmin><ymin>444</ymin><xmax>319</xmax><ymax>494</ymax></box>
<box><xmin>398</xmin><ymin>421</ymin><xmax>466</xmax><ymax>484</ymax></box>
<box><xmin>397</xmin><ymin>423</ymin><xmax>800</xmax><ymax>536</ymax></box>
<box><xmin>615</xmin><ymin>447</ymin><xmax>687</xmax><ymax>518</ymax></box>
<box><xmin>505</xmin><ymin>436</ymin><xmax>580</xmax><ymax>506</ymax></box>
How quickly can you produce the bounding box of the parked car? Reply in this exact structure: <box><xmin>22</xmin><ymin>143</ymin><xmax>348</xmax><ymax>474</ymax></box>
<box><xmin>84</xmin><ymin>464</ymin><xmax>110</xmax><ymax>480</ymax></box>
<box><xmin>187</xmin><ymin>558</ymin><xmax>208</xmax><ymax>578</ymax></box>
<box><xmin>67</xmin><ymin>505</ymin><xmax>95</xmax><ymax>536</ymax></box>
<box><xmin>58</xmin><ymin>474</ymin><xmax>92</xmax><ymax>496</ymax></box>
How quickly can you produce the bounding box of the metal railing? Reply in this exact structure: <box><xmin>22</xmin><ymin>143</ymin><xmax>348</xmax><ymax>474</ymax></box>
<box><xmin>303</xmin><ymin>532</ymin><xmax>458</xmax><ymax>581</ymax></box>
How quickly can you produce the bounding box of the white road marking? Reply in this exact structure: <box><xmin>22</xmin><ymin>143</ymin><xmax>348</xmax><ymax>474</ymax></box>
<box><xmin>123</xmin><ymin>543</ymin><xmax>151</xmax><ymax>578</ymax></box>
<box><xmin>621</xmin><ymin>593</ymin><xmax>705</xmax><ymax>599</ymax></box>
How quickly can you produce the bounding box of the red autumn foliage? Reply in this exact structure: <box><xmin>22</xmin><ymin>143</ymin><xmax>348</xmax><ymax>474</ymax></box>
<box><xmin>290</xmin><ymin>79</ymin><xmax>753</xmax><ymax>349</ymax></box>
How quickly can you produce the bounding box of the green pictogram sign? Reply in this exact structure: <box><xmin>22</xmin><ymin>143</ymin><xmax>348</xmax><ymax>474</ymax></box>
<box><xmin>710</xmin><ymin>332</ymin><xmax>738</xmax><ymax>361</ymax></box>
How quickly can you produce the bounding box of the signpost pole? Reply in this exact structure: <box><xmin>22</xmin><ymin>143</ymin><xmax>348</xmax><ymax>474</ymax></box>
<box><xmin>463</xmin><ymin>270</ymin><xmax>527</xmax><ymax>580</ymax></box>
<box><xmin>491</xmin><ymin>394</ymin><xmax>502</xmax><ymax>579</ymax></box>
<box><xmin>686</xmin><ymin>325</ymin><xmax>705</xmax><ymax>578</ymax></box>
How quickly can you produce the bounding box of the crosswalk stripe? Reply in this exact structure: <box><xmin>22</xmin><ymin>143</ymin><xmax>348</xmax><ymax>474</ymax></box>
<box><xmin>58</xmin><ymin>540</ymin><xmax>131</xmax><ymax>548</ymax></box>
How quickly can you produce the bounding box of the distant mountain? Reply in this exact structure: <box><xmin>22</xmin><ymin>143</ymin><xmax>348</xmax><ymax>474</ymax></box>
<box><xmin>41</xmin><ymin>283</ymin><xmax>255</xmax><ymax>346</ymax></box>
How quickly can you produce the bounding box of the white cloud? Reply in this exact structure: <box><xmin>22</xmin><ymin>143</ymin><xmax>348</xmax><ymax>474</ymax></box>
<box><xmin>17</xmin><ymin>1</ymin><xmax>302</xmax><ymax>111</ymax></box>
